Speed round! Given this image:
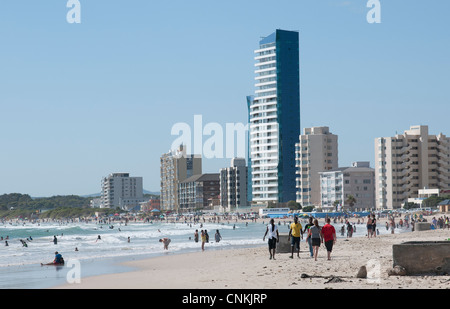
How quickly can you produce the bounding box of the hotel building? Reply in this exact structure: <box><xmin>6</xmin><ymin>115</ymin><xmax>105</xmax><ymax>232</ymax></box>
<box><xmin>295</xmin><ymin>126</ymin><xmax>338</xmax><ymax>207</ymax></box>
<box><xmin>160</xmin><ymin>145</ymin><xmax>202</xmax><ymax>212</ymax></box>
<box><xmin>319</xmin><ymin>162</ymin><xmax>375</xmax><ymax>211</ymax></box>
<box><xmin>375</xmin><ymin>125</ymin><xmax>450</xmax><ymax>209</ymax></box>
<box><xmin>101</xmin><ymin>173</ymin><xmax>145</xmax><ymax>211</ymax></box>
<box><xmin>178</xmin><ymin>173</ymin><xmax>220</xmax><ymax>212</ymax></box>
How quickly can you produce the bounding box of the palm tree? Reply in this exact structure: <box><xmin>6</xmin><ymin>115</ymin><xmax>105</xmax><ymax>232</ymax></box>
<box><xmin>345</xmin><ymin>195</ymin><xmax>357</xmax><ymax>211</ymax></box>
<box><xmin>333</xmin><ymin>200</ymin><xmax>341</xmax><ymax>212</ymax></box>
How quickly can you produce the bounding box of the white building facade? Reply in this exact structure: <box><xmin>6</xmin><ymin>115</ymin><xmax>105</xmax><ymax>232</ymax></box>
<box><xmin>375</xmin><ymin>125</ymin><xmax>450</xmax><ymax>209</ymax></box>
<box><xmin>319</xmin><ymin>162</ymin><xmax>375</xmax><ymax>212</ymax></box>
<box><xmin>160</xmin><ymin>145</ymin><xmax>202</xmax><ymax>212</ymax></box>
<box><xmin>295</xmin><ymin>127</ymin><xmax>338</xmax><ymax>207</ymax></box>
<box><xmin>101</xmin><ymin>173</ymin><xmax>145</xmax><ymax>211</ymax></box>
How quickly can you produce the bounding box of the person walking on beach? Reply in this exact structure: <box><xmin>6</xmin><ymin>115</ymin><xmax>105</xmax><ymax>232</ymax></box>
<box><xmin>321</xmin><ymin>218</ymin><xmax>336</xmax><ymax>261</ymax></box>
<box><xmin>288</xmin><ymin>216</ymin><xmax>302</xmax><ymax>259</ymax></box>
<box><xmin>308</xmin><ymin>219</ymin><xmax>322</xmax><ymax>261</ymax></box>
<box><xmin>263</xmin><ymin>218</ymin><xmax>279</xmax><ymax>260</ymax></box>
<box><xmin>303</xmin><ymin>217</ymin><xmax>314</xmax><ymax>258</ymax></box>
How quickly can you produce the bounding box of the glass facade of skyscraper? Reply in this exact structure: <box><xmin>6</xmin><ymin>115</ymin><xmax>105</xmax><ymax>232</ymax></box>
<box><xmin>248</xmin><ymin>29</ymin><xmax>300</xmax><ymax>204</ymax></box>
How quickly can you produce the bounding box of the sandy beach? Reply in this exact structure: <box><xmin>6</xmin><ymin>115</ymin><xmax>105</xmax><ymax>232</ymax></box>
<box><xmin>54</xmin><ymin>216</ymin><xmax>450</xmax><ymax>290</ymax></box>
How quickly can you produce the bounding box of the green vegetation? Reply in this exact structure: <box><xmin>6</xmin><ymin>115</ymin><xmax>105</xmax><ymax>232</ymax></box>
<box><xmin>345</xmin><ymin>195</ymin><xmax>357</xmax><ymax>210</ymax></box>
<box><xmin>287</xmin><ymin>200</ymin><xmax>302</xmax><ymax>210</ymax></box>
<box><xmin>0</xmin><ymin>193</ymin><xmax>122</xmax><ymax>219</ymax></box>
<box><xmin>0</xmin><ymin>193</ymin><xmax>91</xmax><ymax>211</ymax></box>
<box><xmin>422</xmin><ymin>195</ymin><xmax>450</xmax><ymax>208</ymax></box>
<box><xmin>302</xmin><ymin>206</ymin><xmax>315</xmax><ymax>212</ymax></box>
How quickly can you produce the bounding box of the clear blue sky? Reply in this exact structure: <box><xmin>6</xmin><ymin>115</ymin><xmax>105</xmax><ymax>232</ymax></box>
<box><xmin>0</xmin><ymin>1</ymin><xmax>449</xmax><ymax>197</ymax></box>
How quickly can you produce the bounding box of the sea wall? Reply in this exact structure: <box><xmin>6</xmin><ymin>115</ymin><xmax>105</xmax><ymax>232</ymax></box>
<box><xmin>393</xmin><ymin>241</ymin><xmax>450</xmax><ymax>275</ymax></box>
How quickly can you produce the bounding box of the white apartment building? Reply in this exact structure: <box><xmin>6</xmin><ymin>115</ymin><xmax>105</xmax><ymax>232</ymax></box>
<box><xmin>101</xmin><ymin>173</ymin><xmax>145</xmax><ymax>211</ymax></box>
<box><xmin>220</xmin><ymin>158</ymin><xmax>248</xmax><ymax>211</ymax></box>
<box><xmin>375</xmin><ymin>125</ymin><xmax>450</xmax><ymax>209</ymax></box>
<box><xmin>319</xmin><ymin>162</ymin><xmax>375</xmax><ymax>212</ymax></box>
<box><xmin>160</xmin><ymin>145</ymin><xmax>202</xmax><ymax>212</ymax></box>
<box><xmin>295</xmin><ymin>127</ymin><xmax>338</xmax><ymax>207</ymax></box>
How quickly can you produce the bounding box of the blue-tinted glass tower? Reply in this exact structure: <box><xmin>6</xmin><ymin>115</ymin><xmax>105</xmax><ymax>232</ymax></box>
<box><xmin>248</xmin><ymin>29</ymin><xmax>300</xmax><ymax>204</ymax></box>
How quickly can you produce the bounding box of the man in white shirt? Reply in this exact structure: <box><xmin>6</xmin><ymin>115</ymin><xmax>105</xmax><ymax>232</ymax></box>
<box><xmin>263</xmin><ymin>218</ymin><xmax>280</xmax><ymax>260</ymax></box>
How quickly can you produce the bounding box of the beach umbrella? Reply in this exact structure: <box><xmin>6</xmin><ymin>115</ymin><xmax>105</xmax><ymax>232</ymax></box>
<box><xmin>151</xmin><ymin>209</ymin><xmax>160</xmax><ymax>213</ymax></box>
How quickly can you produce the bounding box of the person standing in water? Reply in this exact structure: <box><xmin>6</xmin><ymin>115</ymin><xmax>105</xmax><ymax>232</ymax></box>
<box><xmin>194</xmin><ymin>230</ymin><xmax>199</xmax><ymax>243</ymax></box>
<box><xmin>214</xmin><ymin>230</ymin><xmax>222</xmax><ymax>243</ymax></box>
<box><xmin>159</xmin><ymin>238</ymin><xmax>171</xmax><ymax>250</ymax></box>
<box><xmin>201</xmin><ymin>230</ymin><xmax>206</xmax><ymax>251</ymax></box>
<box><xmin>263</xmin><ymin>218</ymin><xmax>279</xmax><ymax>260</ymax></box>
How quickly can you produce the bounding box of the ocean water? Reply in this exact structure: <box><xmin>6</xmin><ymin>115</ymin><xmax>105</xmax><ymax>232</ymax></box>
<box><xmin>0</xmin><ymin>218</ymin><xmax>410</xmax><ymax>289</ymax></box>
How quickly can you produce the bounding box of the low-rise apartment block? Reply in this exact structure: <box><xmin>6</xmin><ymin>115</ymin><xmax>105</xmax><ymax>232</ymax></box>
<box><xmin>375</xmin><ymin>125</ymin><xmax>450</xmax><ymax>209</ymax></box>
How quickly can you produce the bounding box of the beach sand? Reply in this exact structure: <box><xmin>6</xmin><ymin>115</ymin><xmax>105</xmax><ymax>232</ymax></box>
<box><xmin>54</xmin><ymin>220</ymin><xmax>450</xmax><ymax>289</ymax></box>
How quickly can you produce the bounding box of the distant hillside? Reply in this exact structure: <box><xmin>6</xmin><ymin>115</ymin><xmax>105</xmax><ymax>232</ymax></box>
<box><xmin>0</xmin><ymin>193</ymin><xmax>92</xmax><ymax>210</ymax></box>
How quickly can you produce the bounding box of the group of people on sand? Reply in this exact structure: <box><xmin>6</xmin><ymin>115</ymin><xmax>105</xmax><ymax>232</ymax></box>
<box><xmin>159</xmin><ymin>229</ymin><xmax>223</xmax><ymax>252</ymax></box>
<box><xmin>263</xmin><ymin>216</ymin><xmax>337</xmax><ymax>262</ymax></box>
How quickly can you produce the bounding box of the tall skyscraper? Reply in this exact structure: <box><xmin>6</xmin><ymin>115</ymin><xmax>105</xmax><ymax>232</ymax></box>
<box><xmin>248</xmin><ymin>29</ymin><xmax>300</xmax><ymax>204</ymax></box>
<box><xmin>375</xmin><ymin>125</ymin><xmax>450</xmax><ymax>209</ymax></box>
<box><xmin>295</xmin><ymin>126</ymin><xmax>338</xmax><ymax>207</ymax></box>
<box><xmin>160</xmin><ymin>145</ymin><xmax>202</xmax><ymax>212</ymax></box>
